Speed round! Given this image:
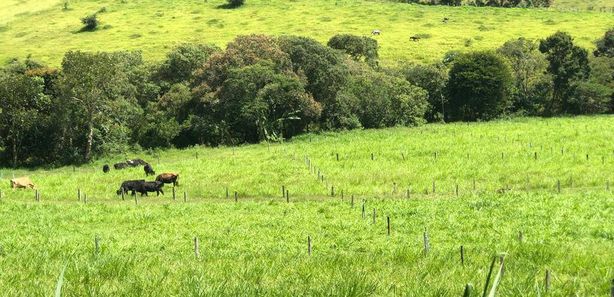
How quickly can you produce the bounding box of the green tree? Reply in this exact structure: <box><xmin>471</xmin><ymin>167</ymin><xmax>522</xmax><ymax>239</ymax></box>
<box><xmin>156</xmin><ymin>43</ymin><xmax>220</xmax><ymax>87</ymax></box>
<box><xmin>0</xmin><ymin>72</ymin><xmax>49</xmax><ymax>167</ymax></box>
<box><xmin>226</xmin><ymin>0</ymin><xmax>245</xmax><ymax>8</ymax></box>
<box><xmin>278</xmin><ymin>36</ymin><xmax>349</xmax><ymax>127</ymax></box>
<box><xmin>402</xmin><ymin>63</ymin><xmax>448</xmax><ymax>122</ymax></box>
<box><xmin>217</xmin><ymin>62</ymin><xmax>321</xmax><ymax>142</ymax></box>
<box><xmin>55</xmin><ymin>51</ymin><xmax>142</xmax><ymax>162</ymax></box>
<box><xmin>594</xmin><ymin>28</ymin><xmax>614</xmax><ymax>58</ymax></box>
<box><xmin>539</xmin><ymin>31</ymin><xmax>590</xmax><ymax>115</ymax></box>
<box><xmin>447</xmin><ymin>51</ymin><xmax>514</xmax><ymax>121</ymax></box>
<box><xmin>340</xmin><ymin>66</ymin><xmax>427</xmax><ymax>128</ymax></box>
<box><xmin>327</xmin><ymin>34</ymin><xmax>379</xmax><ymax>67</ymax></box>
<box><xmin>497</xmin><ymin>38</ymin><xmax>549</xmax><ymax>115</ymax></box>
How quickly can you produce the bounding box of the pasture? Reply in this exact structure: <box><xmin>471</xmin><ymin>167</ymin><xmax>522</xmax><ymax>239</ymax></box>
<box><xmin>0</xmin><ymin>116</ymin><xmax>613</xmax><ymax>296</ymax></box>
<box><xmin>0</xmin><ymin>0</ymin><xmax>613</xmax><ymax>66</ymax></box>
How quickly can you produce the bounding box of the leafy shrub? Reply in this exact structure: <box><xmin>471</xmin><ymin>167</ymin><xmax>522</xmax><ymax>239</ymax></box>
<box><xmin>226</xmin><ymin>0</ymin><xmax>245</xmax><ymax>8</ymax></box>
<box><xmin>447</xmin><ymin>51</ymin><xmax>514</xmax><ymax>121</ymax></box>
<box><xmin>80</xmin><ymin>14</ymin><xmax>98</xmax><ymax>31</ymax></box>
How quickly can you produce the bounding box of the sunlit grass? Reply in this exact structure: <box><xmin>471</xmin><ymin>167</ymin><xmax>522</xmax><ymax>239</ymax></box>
<box><xmin>0</xmin><ymin>116</ymin><xmax>613</xmax><ymax>295</ymax></box>
<box><xmin>0</xmin><ymin>0</ymin><xmax>612</xmax><ymax>66</ymax></box>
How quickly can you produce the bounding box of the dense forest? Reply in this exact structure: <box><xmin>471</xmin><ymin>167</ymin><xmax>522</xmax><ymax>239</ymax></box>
<box><xmin>0</xmin><ymin>29</ymin><xmax>612</xmax><ymax>167</ymax></box>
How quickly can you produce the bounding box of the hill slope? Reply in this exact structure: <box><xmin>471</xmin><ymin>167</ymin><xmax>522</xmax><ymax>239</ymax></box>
<box><xmin>1</xmin><ymin>0</ymin><xmax>612</xmax><ymax>66</ymax></box>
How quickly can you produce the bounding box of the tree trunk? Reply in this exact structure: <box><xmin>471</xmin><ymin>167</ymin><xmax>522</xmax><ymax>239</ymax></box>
<box><xmin>84</xmin><ymin>122</ymin><xmax>94</xmax><ymax>162</ymax></box>
<box><xmin>12</xmin><ymin>138</ymin><xmax>17</xmax><ymax>168</ymax></box>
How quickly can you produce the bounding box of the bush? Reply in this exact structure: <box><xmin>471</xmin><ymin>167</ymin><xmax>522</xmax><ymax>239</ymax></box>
<box><xmin>447</xmin><ymin>51</ymin><xmax>514</xmax><ymax>121</ymax></box>
<box><xmin>226</xmin><ymin>0</ymin><xmax>245</xmax><ymax>8</ymax></box>
<box><xmin>80</xmin><ymin>14</ymin><xmax>98</xmax><ymax>31</ymax></box>
<box><xmin>401</xmin><ymin>63</ymin><xmax>448</xmax><ymax>122</ymax></box>
<box><xmin>327</xmin><ymin>34</ymin><xmax>379</xmax><ymax>67</ymax></box>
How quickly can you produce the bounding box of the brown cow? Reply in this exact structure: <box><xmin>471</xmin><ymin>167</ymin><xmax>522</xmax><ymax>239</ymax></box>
<box><xmin>11</xmin><ymin>177</ymin><xmax>35</xmax><ymax>189</ymax></box>
<box><xmin>155</xmin><ymin>173</ymin><xmax>179</xmax><ymax>187</ymax></box>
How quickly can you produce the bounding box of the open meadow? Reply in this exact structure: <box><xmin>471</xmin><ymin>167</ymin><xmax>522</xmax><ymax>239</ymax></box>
<box><xmin>1</xmin><ymin>0</ymin><xmax>613</xmax><ymax>65</ymax></box>
<box><xmin>1</xmin><ymin>116</ymin><xmax>613</xmax><ymax>296</ymax></box>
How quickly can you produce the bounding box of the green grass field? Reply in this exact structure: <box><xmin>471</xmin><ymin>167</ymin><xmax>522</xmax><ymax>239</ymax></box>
<box><xmin>1</xmin><ymin>0</ymin><xmax>612</xmax><ymax>66</ymax></box>
<box><xmin>1</xmin><ymin>116</ymin><xmax>613</xmax><ymax>296</ymax></box>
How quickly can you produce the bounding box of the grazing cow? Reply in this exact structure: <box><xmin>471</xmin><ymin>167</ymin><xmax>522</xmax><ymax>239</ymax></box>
<box><xmin>443</xmin><ymin>17</ymin><xmax>450</xmax><ymax>23</ymax></box>
<box><xmin>114</xmin><ymin>162</ymin><xmax>129</xmax><ymax>170</ymax></box>
<box><xmin>410</xmin><ymin>36</ymin><xmax>421</xmax><ymax>42</ymax></box>
<box><xmin>10</xmin><ymin>176</ymin><xmax>35</xmax><ymax>189</ymax></box>
<box><xmin>156</xmin><ymin>173</ymin><xmax>179</xmax><ymax>187</ymax></box>
<box><xmin>371</xmin><ymin>29</ymin><xmax>381</xmax><ymax>35</ymax></box>
<box><xmin>116</xmin><ymin>180</ymin><xmax>145</xmax><ymax>196</ymax></box>
<box><xmin>103</xmin><ymin>164</ymin><xmax>110</xmax><ymax>173</ymax></box>
<box><xmin>126</xmin><ymin>159</ymin><xmax>147</xmax><ymax>167</ymax></box>
<box><xmin>144</xmin><ymin>163</ymin><xmax>155</xmax><ymax>176</ymax></box>
<box><xmin>140</xmin><ymin>181</ymin><xmax>164</xmax><ymax>196</ymax></box>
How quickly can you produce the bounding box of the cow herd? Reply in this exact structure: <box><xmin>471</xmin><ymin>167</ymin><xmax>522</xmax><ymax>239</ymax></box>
<box><xmin>105</xmin><ymin>159</ymin><xmax>179</xmax><ymax>197</ymax></box>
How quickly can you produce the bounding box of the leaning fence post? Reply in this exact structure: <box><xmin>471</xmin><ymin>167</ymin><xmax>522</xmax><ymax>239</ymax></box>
<box><xmin>460</xmin><ymin>245</ymin><xmax>465</xmax><ymax>265</ymax></box>
<box><xmin>307</xmin><ymin>235</ymin><xmax>312</xmax><ymax>256</ymax></box>
<box><xmin>462</xmin><ymin>283</ymin><xmax>473</xmax><ymax>297</ymax></box>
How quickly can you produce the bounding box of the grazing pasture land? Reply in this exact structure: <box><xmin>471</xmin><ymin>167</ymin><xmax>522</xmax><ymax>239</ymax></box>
<box><xmin>0</xmin><ymin>0</ymin><xmax>612</xmax><ymax>65</ymax></box>
<box><xmin>1</xmin><ymin>116</ymin><xmax>613</xmax><ymax>296</ymax></box>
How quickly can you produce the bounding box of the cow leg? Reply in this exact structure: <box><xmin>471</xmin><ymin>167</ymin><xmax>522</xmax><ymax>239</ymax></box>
<box><xmin>160</xmin><ymin>188</ymin><xmax>164</xmax><ymax>195</ymax></box>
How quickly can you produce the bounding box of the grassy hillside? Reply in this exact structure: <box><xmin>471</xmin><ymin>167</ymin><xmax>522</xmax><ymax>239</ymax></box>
<box><xmin>1</xmin><ymin>116</ymin><xmax>613</xmax><ymax>295</ymax></box>
<box><xmin>0</xmin><ymin>0</ymin><xmax>612</xmax><ymax>66</ymax></box>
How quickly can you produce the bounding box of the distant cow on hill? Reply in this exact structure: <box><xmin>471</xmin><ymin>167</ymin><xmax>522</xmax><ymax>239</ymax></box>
<box><xmin>103</xmin><ymin>164</ymin><xmax>110</xmax><ymax>173</ymax></box>
<box><xmin>10</xmin><ymin>176</ymin><xmax>35</xmax><ymax>189</ymax></box>
<box><xmin>114</xmin><ymin>162</ymin><xmax>129</xmax><ymax>170</ymax></box>
<box><xmin>371</xmin><ymin>29</ymin><xmax>381</xmax><ymax>35</ymax></box>
<box><xmin>156</xmin><ymin>173</ymin><xmax>179</xmax><ymax>187</ymax></box>
<box><xmin>144</xmin><ymin>163</ymin><xmax>155</xmax><ymax>176</ymax></box>
<box><xmin>410</xmin><ymin>36</ymin><xmax>421</xmax><ymax>42</ymax></box>
<box><xmin>126</xmin><ymin>159</ymin><xmax>147</xmax><ymax>167</ymax></box>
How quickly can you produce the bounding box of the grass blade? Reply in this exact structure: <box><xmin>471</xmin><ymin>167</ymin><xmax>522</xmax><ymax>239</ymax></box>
<box><xmin>54</xmin><ymin>264</ymin><xmax>67</xmax><ymax>297</ymax></box>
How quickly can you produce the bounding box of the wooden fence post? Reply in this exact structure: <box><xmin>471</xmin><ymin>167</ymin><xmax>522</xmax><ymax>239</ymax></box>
<box><xmin>35</xmin><ymin>190</ymin><xmax>40</xmax><ymax>202</ymax></box>
<box><xmin>172</xmin><ymin>187</ymin><xmax>176</xmax><ymax>200</ymax></box>
<box><xmin>84</xmin><ymin>193</ymin><xmax>88</xmax><ymax>204</ymax></box>
<box><xmin>94</xmin><ymin>235</ymin><xmax>100</xmax><ymax>255</ymax></box>
<box><xmin>79</xmin><ymin>189</ymin><xmax>82</xmax><ymax>201</ymax></box>
<box><xmin>545</xmin><ymin>270</ymin><xmax>551</xmax><ymax>292</ymax></box>
<box><xmin>432</xmin><ymin>181</ymin><xmax>436</xmax><ymax>194</ymax></box>
<box><xmin>286</xmin><ymin>190</ymin><xmax>289</xmax><ymax>203</ymax></box>
<box><xmin>371</xmin><ymin>153</ymin><xmax>374</xmax><ymax>161</ymax></box>
<box><xmin>557</xmin><ymin>180</ymin><xmax>561</xmax><ymax>193</ymax></box>
<box><xmin>225</xmin><ymin>187</ymin><xmax>229</xmax><ymax>199</ymax></box>
<box><xmin>460</xmin><ymin>245</ymin><xmax>465</xmax><ymax>265</ymax></box>
<box><xmin>336</xmin><ymin>153</ymin><xmax>339</xmax><ymax>161</ymax></box>
<box><xmin>406</xmin><ymin>188</ymin><xmax>410</xmax><ymax>199</ymax></box>
<box><xmin>351</xmin><ymin>195</ymin><xmax>354</xmax><ymax>208</ymax></box>
<box><xmin>308</xmin><ymin>236</ymin><xmax>312</xmax><ymax>256</ymax></box>
<box><xmin>455</xmin><ymin>184</ymin><xmax>459</xmax><ymax>197</ymax></box>
<box><xmin>194</xmin><ymin>237</ymin><xmax>200</xmax><ymax>258</ymax></box>
<box><xmin>372</xmin><ymin>208</ymin><xmax>376</xmax><ymax>224</ymax></box>
<box><xmin>362</xmin><ymin>201</ymin><xmax>365</xmax><ymax>219</ymax></box>
<box><xmin>518</xmin><ymin>231</ymin><xmax>524</xmax><ymax>243</ymax></box>
<box><xmin>183</xmin><ymin>192</ymin><xmax>187</xmax><ymax>202</ymax></box>
<box><xmin>423</xmin><ymin>228</ymin><xmax>430</xmax><ymax>255</ymax></box>
<box><xmin>282</xmin><ymin>185</ymin><xmax>285</xmax><ymax>198</ymax></box>
<box><xmin>234</xmin><ymin>191</ymin><xmax>238</xmax><ymax>202</ymax></box>
<box><xmin>610</xmin><ymin>279</ymin><xmax>614</xmax><ymax>297</ymax></box>
<box><xmin>331</xmin><ymin>185</ymin><xmax>335</xmax><ymax>197</ymax></box>
<box><xmin>462</xmin><ymin>283</ymin><xmax>473</xmax><ymax>297</ymax></box>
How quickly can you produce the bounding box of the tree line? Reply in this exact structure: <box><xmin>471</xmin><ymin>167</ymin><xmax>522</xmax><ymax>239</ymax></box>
<box><xmin>0</xmin><ymin>29</ymin><xmax>612</xmax><ymax>167</ymax></box>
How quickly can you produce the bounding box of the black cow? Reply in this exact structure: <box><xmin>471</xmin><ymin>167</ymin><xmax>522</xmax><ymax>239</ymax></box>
<box><xmin>114</xmin><ymin>162</ymin><xmax>129</xmax><ymax>170</ymax></box>
<box><xmin>103</xmin><ymin>164</ymin><xmax>110</xmax><ymax>173</ymax></box>
<box><xmin>140</xmin><ymin>181</ymin><xmax>164</xmax><ymax>196</ymax></box>
<box><xmin>117</xmin><ymin>180</ymin><xmax>145</xmax><ymax>196</ymax></box>
<box><xmin>127</xmin><ymin>159</ymin><xmax>148</xmax><ymax>167</ymax></box>
<box><xmin>410</xmin><ymin>36</ymin><xmax>421</xmax><ymax>42</ymax></box>
<box><xmin>144</xmin><ymin>163</ymin><xmax>155</xmax><ymax>176</ymax></box>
